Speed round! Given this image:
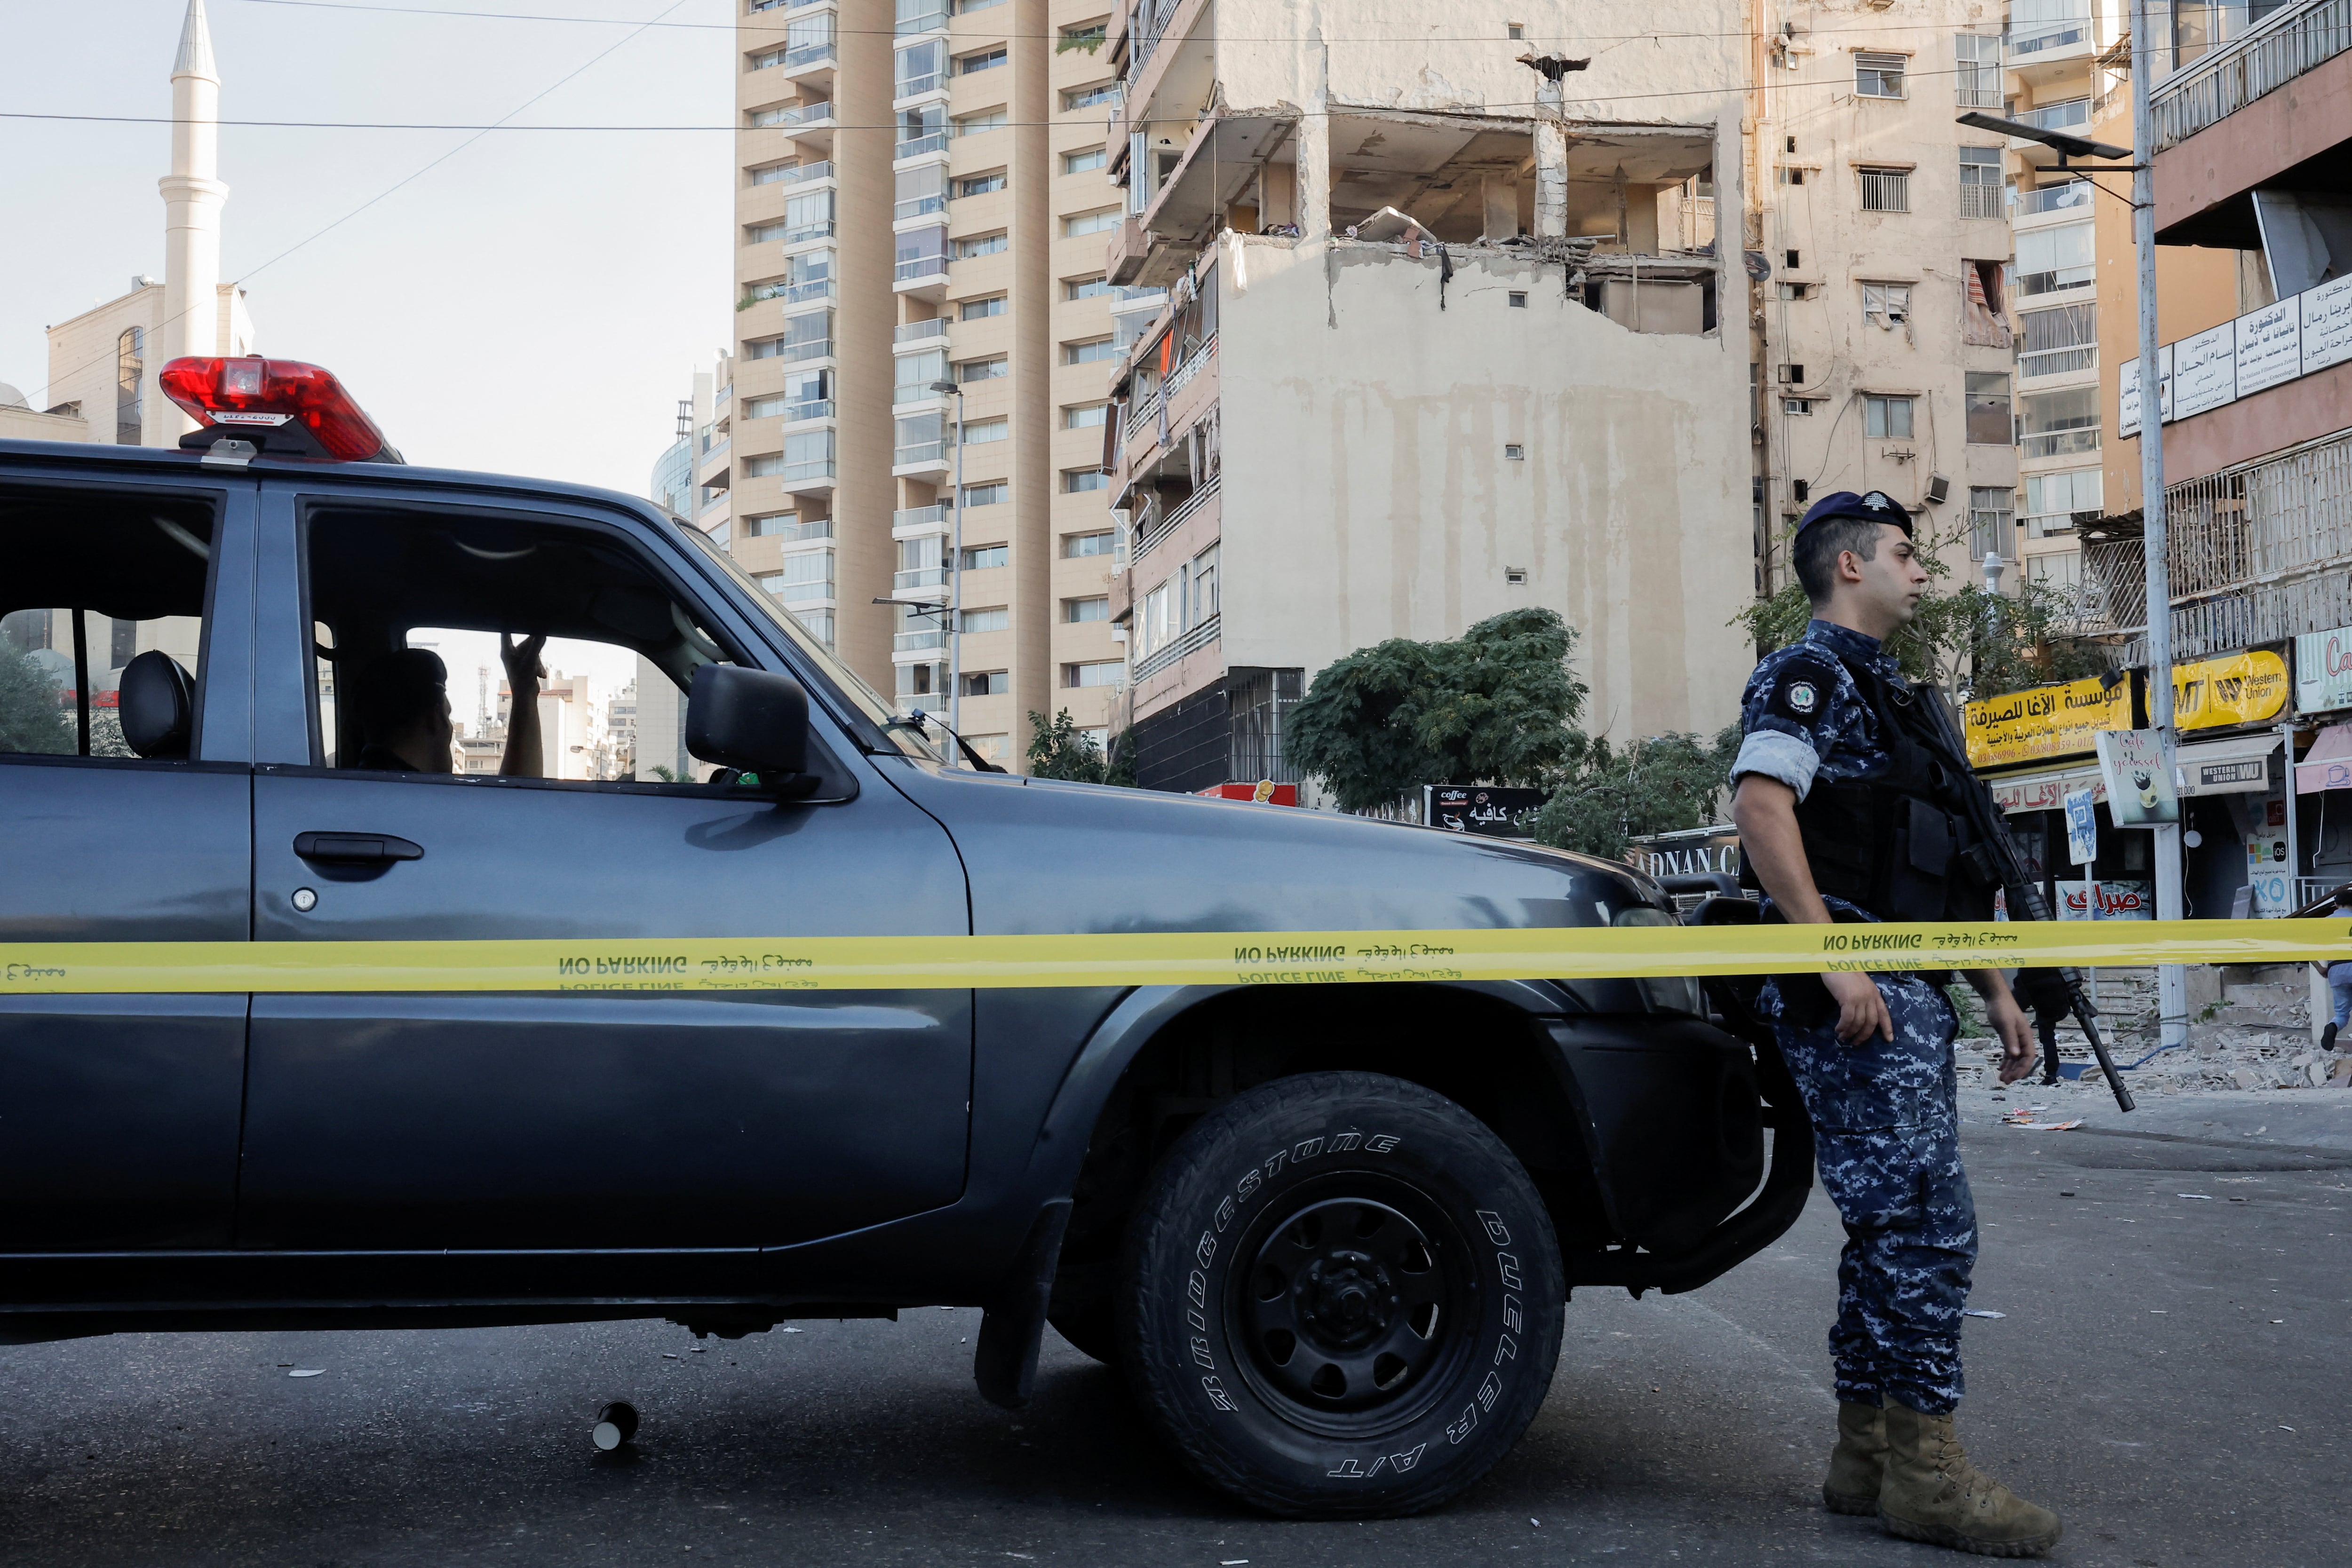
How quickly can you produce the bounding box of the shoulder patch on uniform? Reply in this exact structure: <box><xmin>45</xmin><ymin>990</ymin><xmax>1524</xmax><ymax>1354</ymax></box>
<box><xmin>1765</xmin><ymin>653</ymin><xmax>1839</xmax><ymax>723</ymax></box>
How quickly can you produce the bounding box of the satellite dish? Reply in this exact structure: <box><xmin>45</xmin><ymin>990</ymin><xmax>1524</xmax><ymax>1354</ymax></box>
<box><xmin>1743</xmin><ymin>250</ymin><xmax>1772</xmax><ymax>282</ymax></box>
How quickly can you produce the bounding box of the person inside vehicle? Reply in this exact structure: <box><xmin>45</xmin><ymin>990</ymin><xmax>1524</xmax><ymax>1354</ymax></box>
<box><xmin>347</xmin><ymin>633</ymin><xmax>546</xmax><ymax>776</ymax></box>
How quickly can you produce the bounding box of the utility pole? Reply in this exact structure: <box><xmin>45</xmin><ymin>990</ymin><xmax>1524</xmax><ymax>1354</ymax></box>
<box><xmin>2130</xmin><ymin>0</ymin><xmax>2187</xmax><ymax>1051</ymax></box>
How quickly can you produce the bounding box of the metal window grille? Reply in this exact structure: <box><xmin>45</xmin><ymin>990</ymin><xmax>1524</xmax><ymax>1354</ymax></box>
<box><xmin>2018</xmin><ymin>303</ymin><xmax>2098</xmax><ymax>377</ymax></box>
<box><xmin>1859</xmin><ymin>167</ymin><xmax>1910</xmax><ymax>212</ymax></box>
<box><xmin>1959</xmin><ymin>146</ymin><xmax>2003</xmax><ymax>217</ymax></box>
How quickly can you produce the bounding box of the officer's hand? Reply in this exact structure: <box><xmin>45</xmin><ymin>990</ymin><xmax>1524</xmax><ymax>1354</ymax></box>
<box><xmin>1825</xmin><ymin>971</ymin><xmax>1893</xmax><ymax>1044</ymax></box>
<box><xmin>501</xmin><ymin>631</ymin><xmax>548</xmax><ymax>686</ymax></box>
<box><xmin>1988</xmin><ymin>989</ymin><xmax>2039</xmax><ymax>1083</ymax></box>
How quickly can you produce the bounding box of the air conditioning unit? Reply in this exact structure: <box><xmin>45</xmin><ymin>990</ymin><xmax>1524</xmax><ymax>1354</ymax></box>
<box><xmin>1925</xmin><ymin>473</ymin><xmax>1951</xmax><ymax>505</ymax></box>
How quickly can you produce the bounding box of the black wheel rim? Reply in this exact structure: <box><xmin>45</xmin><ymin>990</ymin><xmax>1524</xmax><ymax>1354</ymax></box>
<box><xmin>1225</xmin><ymin>1175</ymin><xmax>1478</xmax><ymax>1438</ymax></box>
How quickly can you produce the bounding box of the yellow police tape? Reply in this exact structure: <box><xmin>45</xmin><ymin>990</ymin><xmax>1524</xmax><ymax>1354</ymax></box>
<box><xmin>0</xmin><ymin>920</ymin><xmax>2346</xmax><ymax>995</ymax></box>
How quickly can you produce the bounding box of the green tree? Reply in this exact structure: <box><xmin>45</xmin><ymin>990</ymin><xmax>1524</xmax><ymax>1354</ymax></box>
<box><xmin>1289</xmin><ymin>608</ymin><xmax>1589</xmax><ymax>813</ymax></box>
<box><xmin>0</xmin><ymin>647</ymin><xmax>71</xmax><ymax>756</ymax></box>
<box><xmin>1533</xmin><ymin>723</ymin><xmax>1745</xmax><ymax>860</ymax></box>
<box><xmin>1732</xmin><ymin>520</ymin><xmax>2108</xmax><ymax>698</ymax></box>
<box><xmin>1026</xmin><ymin>708</ymin><xmax>1112</xmax><ymax>782</ymax></box>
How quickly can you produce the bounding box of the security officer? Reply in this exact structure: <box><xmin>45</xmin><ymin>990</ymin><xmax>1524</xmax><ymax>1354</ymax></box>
<box><xmin>1729</xmin><ymin>490</ymin><xmax>2063</xmax><ymax>1558</ymax></box>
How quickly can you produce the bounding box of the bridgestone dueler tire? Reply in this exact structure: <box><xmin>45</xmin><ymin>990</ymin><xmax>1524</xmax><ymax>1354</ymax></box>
<box><xmin>1117</xmin><ymin>1071</ymin><xmax>1565</xmax><ymax>1519</ymax></box>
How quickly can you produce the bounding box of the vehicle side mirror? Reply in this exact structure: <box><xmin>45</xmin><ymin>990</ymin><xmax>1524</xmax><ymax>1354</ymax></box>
<box><xmin>687</xmin><ymin>665</ymin><xmax>813</xmax><ymax>793</ymax></box>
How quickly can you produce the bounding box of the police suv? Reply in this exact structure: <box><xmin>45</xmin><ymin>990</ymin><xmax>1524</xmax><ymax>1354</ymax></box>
<box><xmin>0</xmin><ymin>358</ymin><xmax>1808</xmax><ymax>1519</ymax></box>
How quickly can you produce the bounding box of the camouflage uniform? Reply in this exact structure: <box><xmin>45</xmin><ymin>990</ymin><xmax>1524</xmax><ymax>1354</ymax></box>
<box><xmin>1732</xmin><ymin>618</ymin><xmax>1977</xmax><ymax>1416</ymax></box>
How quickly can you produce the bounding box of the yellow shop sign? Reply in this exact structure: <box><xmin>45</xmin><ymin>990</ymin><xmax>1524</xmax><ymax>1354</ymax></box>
<box><xmin>1964</xmin><ymin>676</ymin><xmax>2133</xmax><ymax>769</ymax></box>
<box><xmin>2173</xmin><ymin>649</ymin><xmax>2288</xmax><ymax>731</ymax></box>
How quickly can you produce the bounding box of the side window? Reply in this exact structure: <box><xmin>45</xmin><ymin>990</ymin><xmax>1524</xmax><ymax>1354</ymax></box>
<box><xmin>301</xmin><ymin>505</ymin><xmax>731</xmax><ymax>785</ymax></box>
<box><xmin>1</xmin><ymin>490</ymin><xmax>215</xmax><ymax>762</ymax></box>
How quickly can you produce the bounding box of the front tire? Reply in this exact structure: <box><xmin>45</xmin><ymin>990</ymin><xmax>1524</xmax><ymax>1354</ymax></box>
<box><xmin>1117</xmin><ymin>1071</ymin><xmax>1564</xmax><ymax>1518</ymax></box>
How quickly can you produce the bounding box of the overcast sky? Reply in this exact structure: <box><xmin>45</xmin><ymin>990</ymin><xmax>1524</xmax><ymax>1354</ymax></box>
<box><xmin>1</xmin><ymin>0</ymin><xmax>733</xmax><ymax>498</ymax></box>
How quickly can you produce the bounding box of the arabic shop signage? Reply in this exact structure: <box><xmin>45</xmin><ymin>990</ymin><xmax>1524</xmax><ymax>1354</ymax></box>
<box><xmin>1424</xmin><ymin>785</ymin><xmax>1548</xmax><ymax>838</ymax></box>
<box><xmin>2120</xmin><ymin>269</ymin><xmax>2352</xmax><ymax>436</ymax></box>
<box><xmin>2295</xmin><ymin>623</ymin><xmax>2352</xmax><ymax>714</ymax></box>
<box><xmin>1963</xmin><ymin>675</ymin><xmax>2131</xmax><ymax>769</ymax></box>
<box><xmin>2171</xmin><ymin>648</ymin><xmax>2287</xmax><ymax>731</ymax></box>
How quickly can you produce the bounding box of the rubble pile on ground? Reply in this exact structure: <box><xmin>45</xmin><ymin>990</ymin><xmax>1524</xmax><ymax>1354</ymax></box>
<box><xmin>1951</xmin><ymin>966</ymin><xmax>2352</xmax><ymax>1095</ymax></box>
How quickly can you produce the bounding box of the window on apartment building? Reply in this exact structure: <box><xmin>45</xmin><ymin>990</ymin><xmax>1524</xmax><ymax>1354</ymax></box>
<box><xmin>1065</xmin><ymin>596</ymin><xmax>1110</xmax><ymax>622</ymax></box>
<box><xmin>894</xmin><ymin>411</ymin><xmax>947</xmax><ymax>466</ymax></box>
<box><xmin>1777</xmin><ymin>167</ymin><xmax>1806</xmax><ymax>187</ymax></box>
<box><xmin>1776</xmin><ymin>281</ymin><xmax>1814</xmax><ymax>300</ymax></box>
<box><xmin>1190</xmin><ymin>543</ymin><xmax>1219</xmax><ymax>624</ymax></box>
<box><xmin>1968</xmin><ymin>486</ymin><xmax>2015</xmax><ymax>561</ymax></box>
<box><xmin>895</xmin><ymin>39</ymin><xmax>945</xmax><ymax>97</ymax></box>
<box><xmin>1064</xmin><ymin>83</ymin><xmax>1119</xmax><ymax>110</ymax></box>
<box><xmin>2019</xmin><ymin>387</ymin><xmax>2100</xmax><ymax>456</ymax></box>
<box><xmin>1065</xmin><ymin>338</ymin><xmax>1116</xmax><ymax>364</ymax></box>
<box><xmin>895</xmin><ymin>163</ymin><xmax>948</xmax><ymax>221</ymax></box>
<box><xmin>962</xmin><ymin>545</ymin><xmax>1009</xmax><ymax>570</ymax></box>
<box><xmin>1064</xmin><ymin>146</ymin><xmax>1108</xmax><ymax>174</ymax></box>
<box><xmin>962</xmin><ymin>417</ymin><xmax>1009</xmax><ymax>444</ymax></box>
<box><xmin>1783</xmin><ymin>396</ymin><xmax>1818</xmax><ymax>414</ymax></box>
<box><xmin>1862</xmin><ymin>283</ymin><xmax>1911</xmax><ymax>328</ymax></box>
<box><xmin>898</xmin><ymin>103</ymin><xmax>947</xmax><ymax>154</ymax></box>
<box><xmin>2024</xmin><ymin>468</ymin><xmax>2101</xmax><ymax>533</ymax></box>
<box><xmin>960</xmin><ymin>671</ymin><xmax>1009</xmax><ymax>697</ymax></box>
<box><xmin>1067</xmin><ymin>661</ymin><xmax>1123</xmax><ymax>688</ymax></box>
<box><xmin>957</xmin><ymin>0</ymin><xmax>1006</xmax><ymax>13</ymax></box>
<box><xmin>1065</xmin><ymin>403</ymin><xmax>1109</xmax><ymax>428</ymax></box>
<box><xmin>896</xmin><ymin>660</ymin><xmax>945</xmax><ymax>700</ymax></box>
<box><xmin>782</xmin><ymin>429</ymin><xmax>835</xmax><ymax>482</ymax></box>
<box><xmin>1864</xmin><ymin>395</ymin><xmax>1915</xmax><ymax>439</ymax></box>
<box><xmin>1966</xmin><ymin>372</ymin><xmax>2013</xmax><ymax>444</ymax></box>
<box><xmin>2019</xmin><ymin>303</ymin><xmax>2098</xmax><ymax>377</ymax></box>
<box><xmin>958</xmin><ymin>356</ymin><xmax>1007</xmax><ymax>383</ymax></box>
<box><xmin>1855</xmin><ymin>51</ymin><xmax>1907</xmax><ymax>97</ymax></box>
<box><xmin>784</xmin><ymin>189</ymin><xmax>835</xmax><ymax>241</ymax></box>
<box><xmin>960</xmin><ymin>607</ymin><xmax>1010</xmax><ymax>634</ymax></box>
<box><xmin>897</xmin><ymin>533</ymin><xmax>946</xmax><ymax>584</ymax></box>
<box><xmin>745</xmin><ymin>220</ymin><xmax>790</xmax><ymax>245</ymax></box>
<box><xmin>962</xmin><ymin>295</ymin><xmax>1006</xmax><ymax>319</ymax></box>
<box><xmin>784</xmin><ymin>246</ymin><xmax>834</xmax><ymax>300</ymax></box>
<box><xmin>750</xmin><ymin>159</ymin><xmax>802</xmax><ymax>186</ymax></box>
<box><xmin>956</xmin><ymin>108</ymin><xmax>1009</xmax><ymax>136</ymax></box>
<box><xmin>957</xmin><ymin>232</ymin><xmax>1009</xmax><ymax>259</ymax></box>
<box><xmin>1064</xmin><ymin>468</ymin><xmax>1107</xmax><ymax>493</ymax></box>
<box><xmin>1060</xmin><ymin>20</ymin><xmax>1108</xmax><ymax>49</ymax></box>
<box><xmin>895</xmin><ymin>349</ymin><xmax>948</xmax><ymax>402</ymax></box>
<box><xmin>2016</xmin><ymin>222</ymin><xmax>2094</xmax><ymax>296</ymax></box>
<box><xmin>1067</xmin><ymin>276</ymin><xmax>1110</xmax><ymax>300</ymax></box>
<box><xmin>961</xmin><ymin>46</ymin><xmax>1007</xmax><ymax>73</ymax></box>
<box><xmin>1858</xmin><ymin>166</ymin><xmax>1910</xmax><ymax>213</ymax></box>
<box><xmin>775</xmin><ymin>548</ymin><xmax>834</xmax><ymax>602</ymax></box>
<box><xmin>1064</xmin><ymin>530</ymin><xmax>1114</xmax><ymax>557</ymax></box>
<box><xmin>749</xmin><ymin>46</ymin><xmax>788</xmax><ymax>71</ymax></box>
<box><xmin>958</xmin><ymin>171</ymin><xmax>1008</xmax><ymax>198</ymax></box>
<box><xmin>961</xmin><ymin>481</ymin><xmax>1008</xmax><ymax>507</ymax></box>
<box><xmin>1065</xmin><ymin>208</ymin><xmax>1122</xmax><ymax>237</ymax></box>
<box><xmin>1959</xmin><ymin>146</ymin><xmax>2003</xmax><ymax>219</ymax></box>
<box><xmin>1955</xmin><ymin>33</ymin><xmax>2002</xmax><ymax>107</ymax></box>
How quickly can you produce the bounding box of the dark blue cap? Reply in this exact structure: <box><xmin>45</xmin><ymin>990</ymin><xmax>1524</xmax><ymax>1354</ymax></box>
<box><xmin>1796</xmin><ymin>489</ymin><xmax>1912</xmax><ymax>537</ymax></box>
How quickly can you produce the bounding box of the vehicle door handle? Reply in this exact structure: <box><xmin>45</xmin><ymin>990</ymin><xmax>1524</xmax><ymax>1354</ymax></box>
<box><xmin>293</xmin><ymin>832</ymin><xmax>425</xmax><ymax>865</ymax></box>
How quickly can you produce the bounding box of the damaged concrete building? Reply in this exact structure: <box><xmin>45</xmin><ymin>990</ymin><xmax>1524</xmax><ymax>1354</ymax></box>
<box><xmin>1092</xmin><ymin>0</ymin><xmax>2018</xmax><ymax>796</ymax></box>
<box><xmin>1101</xmin><ymin>0</ymin><xmax>1757</xmax><ymax>792</ymax></box>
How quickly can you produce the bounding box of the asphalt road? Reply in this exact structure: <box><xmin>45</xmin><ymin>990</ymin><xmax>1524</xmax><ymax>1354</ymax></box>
<box><xmin>2</xmin><ymin>1098</ymin><xmax>2345</xmax><ymax>1568</ymax></box>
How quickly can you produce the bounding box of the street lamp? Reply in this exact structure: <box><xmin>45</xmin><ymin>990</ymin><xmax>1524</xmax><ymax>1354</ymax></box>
<box><xmin>930</xmin><ymin>377</ymin><xmax>964</xmax><ymax>744</ymax></box>
<box><xmin>1960</xmin><ymin>79</ymin><xmax>2185</xmax><ymax>1048</ymax></box>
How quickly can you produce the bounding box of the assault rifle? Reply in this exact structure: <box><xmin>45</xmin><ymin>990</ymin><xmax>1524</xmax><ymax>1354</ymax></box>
<box><xmin>1914</xmin><ymin>684</ymin><xmax>2137</xmax><ymax>1113</ymax></box>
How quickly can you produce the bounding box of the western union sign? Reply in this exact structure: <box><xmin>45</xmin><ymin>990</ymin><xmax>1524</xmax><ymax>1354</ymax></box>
<box><xmin>1964</xmin><ymin>675</ymin><xmax>2132</xmax><ymax>769</ymax></box>
<box><xmin>2173</xmin><ymin>649</ymin><xmax>2288</xmax><ymax>732</ymax></box>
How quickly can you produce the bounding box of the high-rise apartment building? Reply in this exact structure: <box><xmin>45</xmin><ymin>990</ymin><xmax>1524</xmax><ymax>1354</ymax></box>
<box><xmin>1750</xmin><ymin>0</ymin><xmax>2018</xmax><ymax>599</ymax></box>
<box><xmin>731</xmin><ymin>0</ymin><xmax>1128</xmax><ymax>767</ymax></box>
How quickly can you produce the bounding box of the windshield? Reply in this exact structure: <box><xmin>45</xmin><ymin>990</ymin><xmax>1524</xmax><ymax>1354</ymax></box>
<box><xmin>673</xmin><ymin>520</ymin><xmax>946</xmax><ymax>763</ymax></box>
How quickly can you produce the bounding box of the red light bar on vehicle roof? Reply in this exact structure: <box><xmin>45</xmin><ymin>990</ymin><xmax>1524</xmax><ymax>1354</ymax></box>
<box><xmin>158</xmin><ymin>356</ymin><xmax>400</xmax><ymax>464</ymax></box>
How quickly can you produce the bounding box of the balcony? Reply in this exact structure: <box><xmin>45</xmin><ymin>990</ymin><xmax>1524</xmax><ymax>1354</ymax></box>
<box><xmin>782</xmin><ymin>220</ymin><xmax>836</xmax><ymax>246</ymax></box>
<box><xmin>782</xmin><ymin>278</ymin><xmax>834</xmax><ymax>307</ymax></box>
<box><xmin>894</xmin><ymin>627</ymin><xmax>948</xmax><ymax>653</ymax></box>
<box><xmin>2015</xmin><ymin>181</ymin><xmax>2095</xmax><ymax>218</ymax></box>
<box><xmin>781</xmin><ymin>398</ymin><xmax>834</xmax><ymax>424</ymax></box>
<box><xmin>894</xmin><ymin>132</ymin><xmax>949</xmax><ymax>161</ymax></box>
<box><xmin>893</xmin><ymin>254</ymin><xmax>949</xmax><ymax>291</ymax></box>
<box><xmin>2018</xmin><ymin>346</ymin><xmax>2097</xmax><ymax>381</ymax></box>
<box><xmin>893</xmin><ymin>503</ymin><xmax>949</xmax><ymax>534</ymax></box>
<box><xmin>895</xmin><ymin>72</ymin><xmax>943</xmax><ymax>99</ymax></box>
<box><xmin>2153</xmin><ymin>0</ymin><xmax>2352</xmax><ymax>150</ymax></box>
<box><xmin>893</xmin><ymin>318</ymin><xmax>948</xmax><ymax>346</ymax></box>
<box><xmin>893</xmin><ymin>566</ymin><xmax>949</xmax><ymax>591</ymax></box>
<box><xmin>893</xmin><ymin>442</ymin><xmax>950</xmax><ymax>475</ymax></box>
<box><xmin>781</xmin><ymin>459</ymin><xmax>836</xmax><ymax>491</ymax></box>
<box><xmin>781</xmin><ymin>336</ymin><xmax>833</xmax><ymax>364</ymax></box>
<box><xmin>894</xmin><ymin>2</ymin><xmax>948</xmax><ymax>36</ymax></box>
<box><xmin>750</xmin><ymin>0</ymin><xmax>829</xmax><ymax>11</ymax></box>
<box><xmin>2007</xmin><ymin>19</ymin><xmax>2092</xmax><ymax>60</ymax></box>
<box><xmin>2020</xmin><ymin>425</ymin><xmax>2101</xmax><ymax>458</ymax></box>
<box><xmin>1132</xmin><ymin>612</ymin><xmax>1219</xmax><ymax>685</ymax></box>
<box><xmin>783</xmin><ymin>42</ymin><xmax>836</xmax><ymax>72</ymax></box>
<box><xmin>892</xmin><ymin>382</ymin><xmax>948</xmax><ymax>405</ymax></box>
<box><xmin>894</xmin><ymin>193</ymin><xmax>947</xmax><ymax>221</ymax></box>
<box><xmin>771</xmin><ymin>159</ymin><xmax>834</xmax><ymax>187</ymax></box>
<box><xmin>750</xmin><ymin>99</ymin><xmax>833</xmax><ymax>131</ymax></box>
<box><xmin>1132</xmin><ymin>473</ymin><xmax>1218</xmax><ymax>565</ymax></box>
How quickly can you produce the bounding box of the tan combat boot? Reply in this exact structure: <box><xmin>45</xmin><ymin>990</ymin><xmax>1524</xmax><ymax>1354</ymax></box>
<box><xmin>1821</xmin><ymin>1400</ymin><xmax>1886</xmax><ymax>1515</ymax></box>
<box><xmin>1879</xmin><ymin>1402</ymin><xmax>2063</xmax><ymax>1557</ymax></box>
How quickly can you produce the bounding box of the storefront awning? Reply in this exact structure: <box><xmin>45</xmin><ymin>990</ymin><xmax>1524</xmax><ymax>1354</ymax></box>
<box><xmin>1986</xmin><ymin>730</ymin><xmax>2281</xmax><ymax>814</ymax></box>
<box><xmin>2295</xmin><ymin>722</ymin><xmax>2352</xmax><ymax>794</ymax></box>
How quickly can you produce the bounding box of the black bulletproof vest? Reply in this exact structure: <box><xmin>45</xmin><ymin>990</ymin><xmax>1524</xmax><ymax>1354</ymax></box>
<box><xmin>1750</xmin><ymin>656</ymin><xmax>2002</xmax><ymax>923</ymax></box>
